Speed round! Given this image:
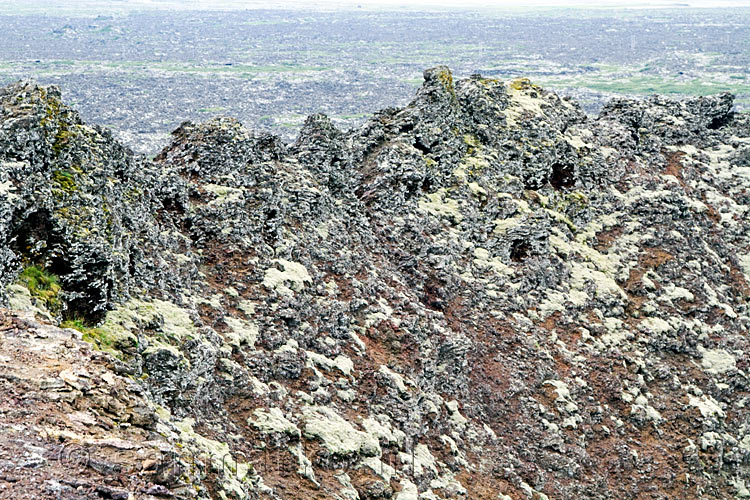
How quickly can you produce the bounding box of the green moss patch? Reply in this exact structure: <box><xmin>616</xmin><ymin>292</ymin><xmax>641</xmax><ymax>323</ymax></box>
<box><xmin>60</xmin><ymin>317</ymin><xmax>121</xmax><ymax>353</ymax></box>
<box><xmin>18</xmin><ymin>265</ymin><xmax>62</xmax><ymax>315</ymax></box>
<box><xmin>52</xmin><ymin>169</ymin><xmax>77</xmax><ymax>193</ymax></box>
<box><xmin>52</xmin><ymin>127</ymin><xmax>74</xmax><ymax>155</ymax></box>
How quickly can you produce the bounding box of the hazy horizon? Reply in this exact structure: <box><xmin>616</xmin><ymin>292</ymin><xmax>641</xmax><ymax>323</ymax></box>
<box><xmin>3</xmin><ymin>0</ymin><xmax>750</xmax><ymax>15</ymax></box>
<box><xmin>2</xmin><ymin>0</ymin><xmax>747</xmax><ymax>153</ymax></box>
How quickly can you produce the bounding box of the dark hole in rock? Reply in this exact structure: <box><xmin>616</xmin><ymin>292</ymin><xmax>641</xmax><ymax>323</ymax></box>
<box><xmin>10</xmin><ymin>209</ymin><xmax>55</xmax><ymax>259</ymax></box>
<box><xmin>46</xmin><ymin>257</ymin><xmax>72</xmax><ymax>284</ymax></box>
<box><xmin>10</xmin><ymin>213</ymin><xmax>71</xmax><ymax>301</ymax></box>
<box><xmin>421</xmin><ymin>281</ymin><xmax>446</xmax><ymax>311</ymax></box>
<box><xmin>630</xmin><ymin>129</ymin><xmax>640</xmax><ymax>146</ymax></box>
<box><xmin>550</xmin><ymin>162</ymin><xmax>575</xmax><ymax>190</ymax></box>
<box><xmin>510</xmin><ymin>239</ymin><xmax>530</xmax><ymax>262</ymax></box>
<box><xmin>161</xmin><ymin>196</ymin><xmax>184</xmax><ymax>214</ymax></box>
<box><xmin>404</xmin><ymin>178</ymin><xmax>421</xmax><ymax>199</ymax></box>
<box><xmin>413</xmin><ymin>140</ymin><xmax>431</xmax><ymax>155</ymax></box>
<box><xmin>399</xmin><ymin>122</ymin><xmax>415</xmax><ymax>134</ymax></box>
<box><xmin>262</xmin><ymin>208</ymin><xmax>280</xmax><ymax>244</ymax></box>
<box><xmin>707</xmin><ymin>114</ymin><xmax>733</xmax><ymax>130</ymax></box>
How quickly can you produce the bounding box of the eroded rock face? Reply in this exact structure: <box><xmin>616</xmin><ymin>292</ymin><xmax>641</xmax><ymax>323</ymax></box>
<box><xmin>1</xmin><ymin>67</ymin><xmax>749</xmax><ymax>500</ymax></box>
<box><xmin>0</xmin><ymin>81</ymin><xmax>198</xmax><ymax>320</ymax></box>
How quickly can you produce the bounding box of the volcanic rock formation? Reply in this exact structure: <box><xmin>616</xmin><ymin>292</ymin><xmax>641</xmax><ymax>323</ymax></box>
<box><xmin>0</xmin><ymin>66</ymin><xmax>749</xmax><ymax>499</ymax></box>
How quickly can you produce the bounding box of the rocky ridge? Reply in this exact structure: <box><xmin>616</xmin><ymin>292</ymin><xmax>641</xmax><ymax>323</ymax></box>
<box><xmin>0</xmin><ymin>66</ymin><xmax>749</xmax><ymax>499</ymax></box>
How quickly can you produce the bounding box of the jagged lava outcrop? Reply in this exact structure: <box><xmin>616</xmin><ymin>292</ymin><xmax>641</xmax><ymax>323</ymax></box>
<box><xmin>0</xmin><ymin>66</ymin><xmax>749</xmax><ymax>500</ymax></box>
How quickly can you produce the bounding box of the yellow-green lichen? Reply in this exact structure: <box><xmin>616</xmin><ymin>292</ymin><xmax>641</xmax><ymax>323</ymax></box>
<box><xmin>38</xmin><ymin>92</ymin><xmax>77</xmax><ymax>156</ymax></box>
<box><xmin>419</xmin><ymin>188</ymin><xmax>463</xmax><ymax>224</ymax></box>
<box><xmin>52</xmin><ymin>127</ymin><xmax>74</xmax><ymax>155</ymax></box>
<box><xmin>463</xmin><ymin>134</ymin><xmax>480</xmax><ymax>148</ymax></box>
<box><xmin>478</xmin><ymin>77</ymin><xmax>500</xmax><ymax>87</ymax></box>
<box><xmin>177</xmin><ymin>417</ymin><xmax>254</xmax><ymax>497</ymax></box>
<box><xmin>436</xmin><ymin>68</ymin><xmax>455</xmax><ymax>97</ymax></box>
<box><xmin>203</xmin><ymin>184</ymin><xmax>245</xmax><ymax>206</ymax></box>
<box><xmin>553</xmin><ymin>191</ymin><xmax>588</xmax><ymax>218</ymax></box>
<box><xmin>301</xmin><ymin>405</ymin><xmax>380</xmax><ymax>458</ymax></box>
<box><xmin>454</xmin><ymin>154</ymin><xmax>489</xmax><ymax>182</ymax></box>
<box><xmin>61</xmin><ymin>317</ymin><xmax>119</xmax><ymax>353</ymax></box>
<box><xmin>223</xmin><ymin>316</ymin><xmax>259</xmax><ymax>349</ymax></box>
<box><xmin>492</xmin><ymin>215</ymin><xmax>524</xmax><ymax>235</ymax></box>
<box><xmin>96</xmin><ymin>298</ymin><xmax>197</xmax><ymax>354</ymax></box>
<box><xmin>510</xmin><ymin>78</ymin><xmax>529</xmax><ymax>91</ymax></box>
<box><xmin>52</xmin><ymin>169</ymin><xmax>77</xmax><ymax>193</ymax></box>
<box><xmin>544</xmin><ymin>208</ymin><xmax>577</xmax><ymax>232</ymax></box>
<box><xmin>39</xmin><ymin>93</ymin><xmax>62</xmax><ymax>128</ymax></box>
<box><xmin>262</xmin><ymin>259</ymin><xmax>313</xmax><ymax>295</ymax></box>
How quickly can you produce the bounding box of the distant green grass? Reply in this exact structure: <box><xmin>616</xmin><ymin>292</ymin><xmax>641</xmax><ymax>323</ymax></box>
<box><xmin>402</xmin><ymin>77</ymin><xmax>423</xmax><ymax>86</ymax></box>
<box><xmin>0</xmin><ymin>59</ymin><xmax>333</xmax><ymax>77</ymax></box>
<box><xmin>542</xmin><ymin>74</ymin><xmax>750</xmax><ymax>97</ymax></box>
<box><xmin>584</xmin><ymin>77</ymin><xmax>747</xmax><ymax>95</ymax></box>
<box><xmin>198</xmin><ymin>106</ymin><xmax>226</xmax><ymax>113</ymax></box>
<box><xmin>274</xmin><ymin>114</ymin><xmax>308</xmax><ymax>129</ymax></box>
<box><xmin>334</xmin><ymin>113</ymin><xmax>370</xmax><ymax>120</ymax></box>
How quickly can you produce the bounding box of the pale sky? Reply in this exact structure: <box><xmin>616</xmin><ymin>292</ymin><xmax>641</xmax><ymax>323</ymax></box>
<box><xmin>182</xmin><ymin>0</ymin><xmax>750</xmax><ymax>7</ymax></box>
<box><xmin>174</xmin><ymin>0</ymin><xmax>750</xmax><ymax>7</ymax></box>
<box><xmin>35</xmin><ymin>0</ymin><xmax>750</xmax><ymax>8</ymax></box>
<box><xmin>5</xmin><ymin>0</ymin><xmax>750</xmax><ymax>15</ymax></box>
<box><xmin>329</xmin><ymin>0</ymin><xmax>750</xmax><ymax>5</ymax></box>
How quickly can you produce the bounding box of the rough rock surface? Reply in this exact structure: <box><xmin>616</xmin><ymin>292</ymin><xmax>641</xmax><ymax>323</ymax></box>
<box><xmin>0</xmin><ymin>67</ymin><xmax>749</xmax><ymax>499</ymax></box>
